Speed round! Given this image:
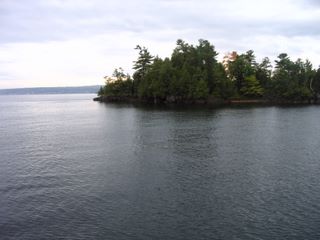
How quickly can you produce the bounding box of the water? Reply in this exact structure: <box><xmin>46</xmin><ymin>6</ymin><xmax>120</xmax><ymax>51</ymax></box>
<box><xmin>1</xmin><ymin>94</ymin><xmax>320</xmax><ymax>240</ymax></box>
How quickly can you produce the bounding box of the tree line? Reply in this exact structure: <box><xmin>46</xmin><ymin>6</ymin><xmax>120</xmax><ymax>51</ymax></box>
<box><xmin>98</xmin><ymin>39</ymin><xmax>320</xmax><ymax>103</ymax></box>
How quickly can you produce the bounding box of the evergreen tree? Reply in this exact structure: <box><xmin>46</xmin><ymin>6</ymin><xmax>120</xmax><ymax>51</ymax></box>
<box><xmin>241</xmin><ymin>75</ymin><xmax>264</xmax><ymax>97</ymax></box>
<box><xmin>98</xmin><ymin>39</ymin><xmax>320</xmax><ymax>103</ymax></box>
<box><xmin>196</xmin><ymin>39</ymin><xmax>218</xmax><ymax>93</ymax></box>
<box><xmin>133</xmin><ymin>45</ymin><xmax>154</xmax><ymax>96</ymax></box>
<box><xmin>228</xmin><ymin>51</ymin><xmax>256</xmax><ymax>93</ymax></box>
<box><xmin>312</xmin><ymin>68</ymin><xmax>320</xmax><ymax>102</ymax></box>
<box><xmin>256</xmin><ymin>57</ymin><xmax>272</xmax><ymax>89</ymax></box>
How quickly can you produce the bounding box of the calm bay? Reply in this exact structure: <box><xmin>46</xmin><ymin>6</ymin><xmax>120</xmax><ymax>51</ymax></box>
<box><xmin>1</xmin><ymin>94</ymin><xmax>320</xmax><ymax>239</ymax></box>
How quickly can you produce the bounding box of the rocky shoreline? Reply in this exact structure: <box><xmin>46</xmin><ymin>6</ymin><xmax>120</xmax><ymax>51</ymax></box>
<box><xmin>93</xmin><ymin>95</ymin><xmax>317</xmax><ymax>106</ymax></box>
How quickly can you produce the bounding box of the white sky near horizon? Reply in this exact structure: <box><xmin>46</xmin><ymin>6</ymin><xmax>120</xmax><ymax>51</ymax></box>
<box><xmin>0</xmin><ymin>0</ymin><xmax>320</xmax><ymax>88</ymax></box>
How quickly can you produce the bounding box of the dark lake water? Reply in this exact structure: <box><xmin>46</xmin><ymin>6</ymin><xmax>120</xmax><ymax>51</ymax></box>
<box><xmin>1</xmin><ymin>94</ymin><xmax>320</xmax><ymax>240</ymax></box>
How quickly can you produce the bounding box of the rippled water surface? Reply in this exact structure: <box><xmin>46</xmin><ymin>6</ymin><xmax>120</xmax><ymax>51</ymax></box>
<box><xmin>1</xmin><ymin>94</ymin><xmax>320</xmax><ymax>240</ymax></box>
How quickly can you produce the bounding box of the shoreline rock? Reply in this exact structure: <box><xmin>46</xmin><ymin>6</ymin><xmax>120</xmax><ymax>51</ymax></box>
<box><xmin>93</xmin><ymin>95</ymin><xmax>317</xmax><ymax>106</ymax></box>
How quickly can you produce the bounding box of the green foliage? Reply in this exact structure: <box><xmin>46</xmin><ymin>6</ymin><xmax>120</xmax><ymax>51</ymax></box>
<box><xmin>228</xmin><ymin>51</ymin><xmax>256</xmax><ymax>93</ymax></box>
<box><xmin>256</xmin><ymin>57</ymin><xmax>272</xmax><ymax>89</ymax></box>
<box><xmin>97</xmin><ymin>86</ymin><xmax>104</xmax><ymax>96</ymax></box>
<box><xmin>133</xmin><ymin>45</ymin><xmax>154</xmax><ymax>96</ymax></box>
<box><xmin>271</xmin><ymin>54</ymin><xmax>313</xmax><ymax>101</ymax></box>
<box><xmin>138</xmin><ymin>58</ymin><xmax>168</xmax><ymax>98</ymax></box>
<box><xmin>103</xmin><ymin>68</ymin><xmax>133</xmax><ymax>97</ymax></box>
<box><xmin>99</xmin><ymin>39</ymin><xmax>319</xmax><ymax>103</ymax></box>
<box><xmin>104</xmin><ymin>79</ymin><xmax>132</xmax><ymax>97</ymax></box>
<box><xmin>240</xmin><ymin>75</ymin><xmax>264</xmax><ymax>97</ymax></box>
<box><xmin>112</xmin><ymin>67</ymin><xmax>127</xmax><ymax>80</ymax></box>
<box><xmin>133</xmin><ymin>46</ymin><xmax>154</xmax><ymax>75</ymax></box>
<box><xmin>194</xmin><ymin>79</ymin><xmax>209</xmax><ymax>99</ymax></box>
<box><xmin>196</xmin><ymin>39</ymin><xmax>218</xmax><ymax>92</ymax></box>
<box><xmin>312</xmin><ymin>68</ymin><xmax>320</xmax><ymax>101</ymax></box>
<box><xmin>213</xmin><ymin>63</ymin><xmax>235</xmax><ymax>99</ymax></box>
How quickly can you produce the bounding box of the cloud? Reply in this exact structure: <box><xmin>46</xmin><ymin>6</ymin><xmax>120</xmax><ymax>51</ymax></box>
<box><xmin>0</xmin><ymin>0</ymin><xmax>320</xmax><ymax>88</ymax></box>
<box><xmin>1</xmin><ymin>0</ymin><xmax>320</xmax><ymax>43</ymax></box>
<box><xmin>303</xmin><ymin>0</ymin><xmax>320</xmax><ymax>6</ymax></box>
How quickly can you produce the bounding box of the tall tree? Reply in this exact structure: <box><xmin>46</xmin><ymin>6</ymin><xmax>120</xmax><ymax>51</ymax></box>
<box><xmin>272</xmin><ymin>53</ymin><xmax>294</xmax><ymax>99</ymax></box>
<box><xmin>272</xmin><ymin>54</ymin><xmax>312</xmax><ymax>100</ymax></box>
<box><xmin>312</xmin><ymin>67</ymin><xmax>320</xmax><ymax>102</ymax></box>
<box><xmin>256</xmin><ymin>57</ymin><xmax>272</xmax><ymax>90</ymax></box>
<box><xmin>196</xmin><ymin>39</ymin><xmax>218</xmax><ymax>93</ymax></box>
<box><xmin>133</xmin><ymin>45</ymin><xmax>154</xmax><ymax>96</ymax></box>
<box><xmin>213</xmin><ymin>63</ymin><xmax>235</xmax><ymax>99</ymax></box>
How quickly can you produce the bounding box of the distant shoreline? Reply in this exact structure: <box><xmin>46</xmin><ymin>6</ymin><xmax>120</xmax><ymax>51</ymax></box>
<box><xmin>0</xmin><ymin>85</ymin><xmax>101</xmax><ymax>95</ymax></box>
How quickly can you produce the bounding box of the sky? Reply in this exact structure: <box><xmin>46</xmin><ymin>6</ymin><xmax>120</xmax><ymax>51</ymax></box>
<box><xmin>0</xmin><ymin>0</ymin><xmax>320</xmax><ymax>89</ymax></box>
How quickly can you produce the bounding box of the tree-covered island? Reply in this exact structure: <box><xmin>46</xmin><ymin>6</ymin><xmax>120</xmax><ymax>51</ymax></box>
<box><xmin>94</xmin><ymin>39</ymin><xmax>320</xmax><ymax>104</ymax></box>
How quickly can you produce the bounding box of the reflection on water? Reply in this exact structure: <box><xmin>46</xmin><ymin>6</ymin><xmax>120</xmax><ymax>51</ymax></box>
<box><xmin>1</xmin><ymin>94</ymin><xmax>320</xmax><ymax>239</ymax></box>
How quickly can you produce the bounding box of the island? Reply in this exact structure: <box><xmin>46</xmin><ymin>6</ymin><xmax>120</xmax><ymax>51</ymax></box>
<box><xmin>94</xmin><ymin>39</ymin><xmax>320</xmax><ymax>105</ymax></box>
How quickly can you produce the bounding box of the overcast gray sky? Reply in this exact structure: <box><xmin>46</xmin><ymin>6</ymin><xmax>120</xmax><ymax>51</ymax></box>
<box><xmin>0</xmin><ymin>0</ymin><xmax>319</xmax><ymax>88</ymax></box>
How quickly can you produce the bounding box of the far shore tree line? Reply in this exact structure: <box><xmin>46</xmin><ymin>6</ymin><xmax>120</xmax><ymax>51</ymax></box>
<box><xmin>98</xmin><ymin>39</ymin><xmax>320</xmax><ymax>103</ymax></box>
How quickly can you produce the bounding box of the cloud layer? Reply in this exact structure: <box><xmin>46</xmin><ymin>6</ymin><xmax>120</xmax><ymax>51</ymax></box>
<box><xmin>0</xmin><ymin>0</ymin><xmax>319</xmax><ymax>88</ymax></box>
